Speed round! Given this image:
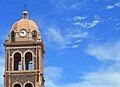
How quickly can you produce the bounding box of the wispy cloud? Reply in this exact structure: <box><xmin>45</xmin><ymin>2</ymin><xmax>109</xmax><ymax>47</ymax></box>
<box><xmin>86</xmin><ymin>41</ymin><xmax>120</xmax><ymax>62</ymax></box>
<box><xmin>45</xmin><ymin>66</ymin><xmax>120</xmax><ymax>87</ymax></box>
<box><xmin>80</xmin><ymin>71</ymin><xmax>120</xmax><ymax>87</ymax></box>
<box><xmin>75</xmin><ymin>40</ymin><xmax>82</xmax><ymax>43</ymax></box>
<box><xmin>73</xmin><ymin>16</ymin><xmax>87</xmax><ymax>21</ymax></box>
<box><xmin>45</xmin><ymin>66</ymin><xmax>63</xmax><ymax>87</ymax></box>
<box><xmin>44</xmin><ymin>41</ymin><xmax>120</xmax><ymax>87</ymax></box>
<box><xmin>46</xmin><ymin>27</ymin><xmax>88</xmax><ymax>49</ymax></box>
<box><xmin>72</xmin><ymin>16</ymin><xmax>100</xmax><ymax>29</ymax></box>
<box><xmin>107</xmin><ymin>2</ymin><xmax>120</xmax><ymax>9</ymax></box>
<box><xmin>49</xmin><ymin>0</ymin><xmax>87</xmax><ymax>12</ymax></box>
<box><xmin>72</xmin><ymin>45</ymin><xmax>80</xmax><ymax>48</ymax></box>
<box><xmin>46</xmin><ymin>28</ymin><xmax>67</xmax><ymax>48</ymax></box>
<box><xmin>45</xmin><ymin>40</ymin><xmax>120</xmax><ymax>86</ymax></box>
<box><xmin>66</xmin><ymin>32</ymin><xmax>88</xmax><ymax>38</ymax></box>
<box><xmin>73</xmin><ymin>19</ymin><xmax>100</xmax><ymax>29</ymax></box>
<box><xmin>45</xmin><ymin>66</ymin><xmax>63</xmax><ymax>81</ymax></box>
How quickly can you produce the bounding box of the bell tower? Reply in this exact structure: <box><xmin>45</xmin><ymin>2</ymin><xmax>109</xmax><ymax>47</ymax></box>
<box><xmin>3</xmin><ymin>10</ymin><xmax>45</xmax><ymax>87</ymax></box>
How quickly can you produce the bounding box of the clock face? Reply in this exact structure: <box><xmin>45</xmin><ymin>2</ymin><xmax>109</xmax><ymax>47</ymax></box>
<box><xmin>19</xmin><ymin>29</ymin><xmax>27</xmax><ymax>37</ymax></box>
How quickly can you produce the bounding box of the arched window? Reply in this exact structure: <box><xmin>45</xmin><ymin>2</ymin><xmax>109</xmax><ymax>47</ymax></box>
<box><xmin>25</xmin><ymin>83</ymin><xmax>32</xmax><ymax>87</ymax></box>
<box><xmin>32</xmin><ymin>30</ymin><xmax>37</xmax><ymax>40</ymax></box>
<box><xmin>25</xmin><ymin>52</ymin><xmax>33</xmax><ymax>70</ymax></box>
<box><xmin>11</xmin><ymin>31</ymin><xmax>15</xmax><ymax>42</ymax></box>
<box><xmin>14</xmin><ymin>84</ymin><xmax>21</xmax><ymax>87</ymax></box>
<box><xmin>14</xmin><ymin>52</ymin><xmax>21</xmax><ymax>71</ymax></box>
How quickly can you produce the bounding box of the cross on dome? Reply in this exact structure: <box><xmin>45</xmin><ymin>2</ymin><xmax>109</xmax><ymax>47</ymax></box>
<box><xmin>22</xmin><ymin>4</ymin><xmax>29</xmax><ymax>19</ymax></box>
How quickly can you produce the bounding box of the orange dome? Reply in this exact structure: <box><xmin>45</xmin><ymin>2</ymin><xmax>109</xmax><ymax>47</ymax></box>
<box><xmin>10</xmin><ymin>10</ymin><xmax>40</xmax><ymax>33</ymax></box>
<box><xmin>10</xmin><ymin>19</ymin><xmax>40</xmax><ymax>33</ymax></box>
<box><xmin>5</xmin><ymin>10</ymin><xmax>42</xmax><ymax>43</ymax></box>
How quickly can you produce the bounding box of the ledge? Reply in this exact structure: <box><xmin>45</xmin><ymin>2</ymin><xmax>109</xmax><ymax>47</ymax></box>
<box><xmin>4</xmin><ymin>41</ymin><xmax>43</xmax><ymax>46</ymax></box>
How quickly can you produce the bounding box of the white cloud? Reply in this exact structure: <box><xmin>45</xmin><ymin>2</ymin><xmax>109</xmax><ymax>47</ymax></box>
<box><xmin>46</xmin><ymin>28</ymin><xmax>67</xmax><ymax>47</ymax></box>
<box><xmin>69</xmin><ymin>3</ymin><xmax>82</xmax><ymax>10</ymax></box>
<box><xmin>73</xmin><ymin>16</ymin><xmax>87</xmax><ymax>21</ymax></box>
<box><xmin>45</xmin><ymin>66</ymin><xmax>63</xmax><ymax>87</ymax></box>
<box><xmin>107</xmin><ymin>5</ymin><xmax>115</xmax><ymax>9</ymax></box>
<box><xmin>72</xmin><ymin>45</ymin><xmax>80</xmax><ymax>48</ymax></box>
<box><xmin>86</xmin><ymin>41</ymin><xmax>120</xmax><ymax>62</ymax></box>
<box><xmin>66</xmin><ymin>32</ymin><xmax>88</xmax><ymax>38</ymax></box>
<box><xmin>94</xmin><ymin>15</ymin><xmax>100</xmax><ymax>20</ymax></box>
<box><xmin>44</xmin><ymin>41</ymin><xmax>120</xmax><ymax>87</ymax></box>
<box><xmin>84</xmin><ymin>41</ymin><xmax>120</xmax><ymax>86</ymax></box>
<box><xmin>107</xmin><ymin>2</ymin><xmax>120</xmax><ymax>9</ymax></box>
<box><xmin>49</xmin><ymin>0</ymin><xmax>87</xmax><ymax>12</ymax></box>
<box><xmin>73</xmin><ymin>19</ymin><xmax>100</xmax><ymax>29</ymax></box>
<box><xmin>76</xmin><ymin>40</ymin><xmax>82</xmax><ymax>43</ymax></box>
<box><xmin>80</xmin><ymin>71</ymin><xmax>120</xmax><ymax>87</ymax></box>
<box><xmin>46</xmin><ymin>27</ymin><xmax>88</xmax><ymax>49</ymax></box>
<box><xmin>45</xmin><ymin>66</ymin><xmax>63</xmax><ymax>81</ymax></box>
<box><xmin>45</xmin><ymin>66</ymin><xmax>120</xmax><ymax>87</ymax></box>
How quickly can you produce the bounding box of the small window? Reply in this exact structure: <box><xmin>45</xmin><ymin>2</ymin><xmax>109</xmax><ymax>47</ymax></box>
<box><xmin>25</xmin><ymin>83</ymin><xmax>32</xmax><ymax>87</ymax></box>
<box><xmin>11</xmin><ymin>31</ymin><xmax>15</xmax><ymax>42</ymax></box>
<box><xmin>32</xmin><ymin>30</ymin><xmax>37</xmax><ymax>40</ymax></box>
<box><xmin>25</xmin><ymin>52</ymin><xmax>33</xmax><ymax>70</ymax></box>
<box><xmin>14</xmin><ymin>84</ymin><xmax>21</xmax><ymax>87</ymax></box>
<box><xmin>14</xmin><ymin>52</ymin><xmax>21</xmax><ymax>71</ymax></box>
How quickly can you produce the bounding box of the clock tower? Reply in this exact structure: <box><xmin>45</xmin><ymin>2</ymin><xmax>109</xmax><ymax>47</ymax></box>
<box><xmin>4</xmin><ymin>10</ymin><xmax>45</xmax><ymax>87</ymax></box>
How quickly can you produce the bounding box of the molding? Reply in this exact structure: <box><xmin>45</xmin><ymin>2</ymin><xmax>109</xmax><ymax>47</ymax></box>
<box><xmin>12</xmin><ymin>50</ymin><xmax>22</xmax><ymax>58</ymax></box>
<box><xmin>23</xmin><ymin>81</ymin><xmax>34</xmax><ymax>87</ymax></box>
<box><xmin>23</xmin><ymin>50</ymin><xmax>34</xmax><ymax>57</ymax></box>
<box><xmin>12</xmin><ymin>82</ymin><xmax>22</xmax><ymax>87</ymax></box>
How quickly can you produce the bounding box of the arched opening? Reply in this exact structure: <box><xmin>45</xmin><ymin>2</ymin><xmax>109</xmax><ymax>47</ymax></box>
<box><xmin>14</xmin><ymin>52</ymin><xmax>22</xmax><ymax>71</ymax></box>
<box><xmin>11</xmin><ymin>31</ymin><xmax>15</xmax><ymax>42</ymax></box>
<box><xmin>14</xmin><ymin>84</ymin><xmax>21</xmax><ymax>87</ymax></box>
<box><xmin>25</xmin><ymin>83</ymin><xmax>32</xmax><ymax>87</ymax></box>
<box><xmin>25</xmin><ymin>52</ymin><xmax>33</xmax><ymax>70</ymax></box>
<box><xmin>32</xmin><ymin>30</ymin><xmax>37</xmax><ymax>40</ymax></box>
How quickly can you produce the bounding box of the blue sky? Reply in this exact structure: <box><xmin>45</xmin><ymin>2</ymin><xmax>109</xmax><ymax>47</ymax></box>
<box><xmin>0</xmin><ymin>0</ymin><xmax>120</xmax><ymax>87</ymax></box>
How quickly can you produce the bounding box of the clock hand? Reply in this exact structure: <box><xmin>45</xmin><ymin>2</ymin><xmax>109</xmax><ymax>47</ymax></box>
<box><xmin>22</xmin><ymin>31</ymin><xmax>24</xmax><ymax>34</ymax></box>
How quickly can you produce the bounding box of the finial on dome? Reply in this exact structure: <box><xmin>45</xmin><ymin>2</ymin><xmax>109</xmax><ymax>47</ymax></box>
<box><xmin>22</xmin><ymin>4</ymin><xmax>29</xmax><ymax>19</ymax></box>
